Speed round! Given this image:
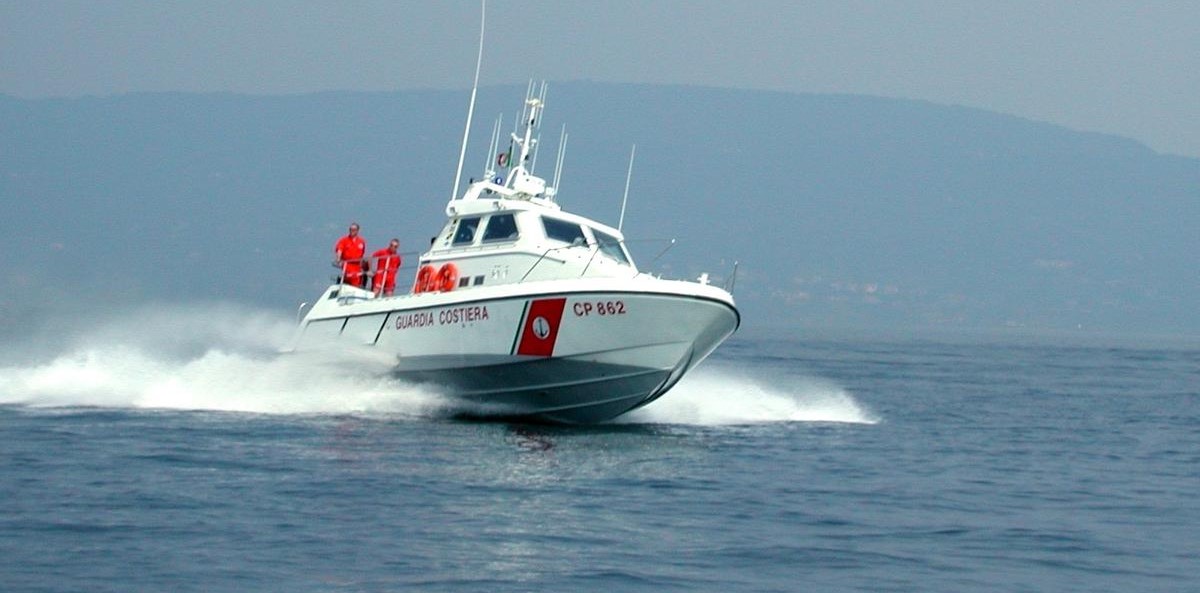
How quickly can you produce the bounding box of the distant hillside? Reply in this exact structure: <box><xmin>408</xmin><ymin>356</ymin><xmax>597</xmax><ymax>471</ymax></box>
<box><xmin>1</xmin><ymin>83</ymin><xmax>1197</xmax><ymax>336</ymax></box>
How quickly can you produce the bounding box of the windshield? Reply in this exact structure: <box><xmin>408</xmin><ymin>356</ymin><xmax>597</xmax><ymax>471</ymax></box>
<box><xmin>592</xmin><ymin>229</ymin><xmax>630</xmax><ymax>265</ymax></box>
<box><xmin>541</xmin><ymin>217</ymin><xmax>586</xmax><ymax>246</ymax></box>
<box><xmin>482</xmin><ymin>213</ymin><xmax>519</xmax><ymax>242</ymax></box>
<box><xmin>453</xmin><ymin>217</ymin><xmax>481</xmax><ymax>246</ymax></box>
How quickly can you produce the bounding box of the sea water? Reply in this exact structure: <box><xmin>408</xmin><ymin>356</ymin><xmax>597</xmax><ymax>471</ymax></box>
<box><xmin>1</xmin><ymin>306</ymin><xmax>1197</xmax><ymax>592</ymax></box>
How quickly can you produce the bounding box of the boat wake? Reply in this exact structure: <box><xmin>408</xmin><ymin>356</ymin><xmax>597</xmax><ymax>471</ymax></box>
<box><xmin>0</xmin><ymin>304</ymin><xmax>875</xmax><ymax>426</ymax></box>
<box><xmin>623</xmin><ymin>366</ymin><xmax>878</xmax><ymax>426</ymax></box>
<box><xmin>0</xmin><ymin>303</ymin><xmax>453</xmax><ymax>417</ymax></box>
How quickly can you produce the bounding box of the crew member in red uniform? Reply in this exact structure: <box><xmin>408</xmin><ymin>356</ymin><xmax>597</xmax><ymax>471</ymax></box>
<box><xmin>333</xmin><ymin>222</ymin><xmax>367</xmax><ymax>287</ymax></box>
<box><xmin>371</xmin><ymin>238</ymin><xmax>403</xmax><ymax>296</ymax></box>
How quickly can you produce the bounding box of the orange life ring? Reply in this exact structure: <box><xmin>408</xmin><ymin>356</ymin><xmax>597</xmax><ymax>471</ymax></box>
<box><xmin>436</xmin><ymin>263</ymin><xmax>459</xmax><ymax>292</ymax></box>
<box><xmin>413</xmin><ymin>265</ymin><xmax>435</xmax><ymax>294</ymax></box>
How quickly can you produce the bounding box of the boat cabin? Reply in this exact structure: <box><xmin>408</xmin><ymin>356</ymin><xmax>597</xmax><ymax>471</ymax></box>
<box><xmin>413</xmin><ymin>189</ymin><xmax>637</xmax><ymax>294</ymax></box>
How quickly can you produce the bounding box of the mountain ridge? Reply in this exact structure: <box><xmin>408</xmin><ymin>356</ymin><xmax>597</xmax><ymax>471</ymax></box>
<box><xmin>2</xmin><ymin>83</ymin><xmax>1196</xmax><ymax>336</ymax></box>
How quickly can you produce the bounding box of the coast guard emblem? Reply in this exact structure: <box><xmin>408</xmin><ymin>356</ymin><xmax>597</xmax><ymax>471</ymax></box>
<box><xmin>532</xmin><ymin>316</ymin><xmax>551</xmax><ymax>339</ymax></box>
<box><xmin>515</xmin><ymin>298</ymin><xmax>566</xmax><ymax>356</ymax></box>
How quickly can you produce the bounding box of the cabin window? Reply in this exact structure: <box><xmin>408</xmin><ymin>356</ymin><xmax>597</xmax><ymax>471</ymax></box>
<box><xmin>542</xmin><ymin>217</ymin><xmax>586</xmax><ymax>246</ymax></box>
<box><xmin>481</xmin><ymin>213</ymin><xmax>519</xmax><ymax>242</ymax></box>
<box><xmin>453</xmin><ymin>217</ymin><xmax>482</xmax><ymax>246</ymax></box>
<box><xmin>592</xmin><ymin>229</ymin><xmax>631</xmax><ymax>265</ymax></box>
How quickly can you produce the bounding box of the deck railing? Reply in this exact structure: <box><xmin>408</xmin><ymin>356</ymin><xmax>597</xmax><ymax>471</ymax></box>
<box><xmin>329</xmin><ymin>239</ymin><xmax>736</xmax><ymax>297</ymax></box>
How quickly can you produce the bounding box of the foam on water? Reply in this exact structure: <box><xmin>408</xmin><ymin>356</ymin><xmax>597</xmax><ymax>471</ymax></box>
<box><xmin>0</xmin><ymin>303</ymin><xmax>875</xmax><ymax>425</ymax></box>
<box><xmin>624</xmin><ymin>366</ymin><xmax>877</xmax><ymax>425</ymax></box>
<box><xmin>0</xmin><ymin>303</ymin><xmax>452</xmax><ymax>417</ymax></box>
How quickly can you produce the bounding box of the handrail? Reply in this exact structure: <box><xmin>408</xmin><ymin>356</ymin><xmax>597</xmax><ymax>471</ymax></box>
<box><xmin>519</xmin><ymin>244</ymin><xmax>580</xmax><ymax>282</ymax></box>
<box><xmin>322</xmin><ymin>237</ymin><xmax>726</xmax><ymax>295</ymax></box>
<box><xmin>523</xmin><ymin>239</ymin><xmax>648</xmax><ymax>282</ymax></box>
<box><xmin>332</xmin><ymin>254</ymin><xmax>410</xmax><ymax>294</ymax></box>
<box><xmin>580</xmin><ymin>245</ymin><xmax>602</xmax><ymax>276</ymax></box>
<box><xmin>428</xmin><ymin>240</ymin><xmax>519</xmax><ymax>257</ymax></box>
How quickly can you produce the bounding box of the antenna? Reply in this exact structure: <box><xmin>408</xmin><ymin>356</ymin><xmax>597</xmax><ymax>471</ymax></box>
<box><xmin>648</xmin><ymin>238</ymin><xmax>676</xmax><ymax>267</ymax></box>
<box><xmin>514</xmin><ymin>94</ymin><xmax>541</xmax><ymax>170</ymax></box>
<box><xmin>535</xmin><ymin>83</ymin><xmax>548</xmax><ymax>132</ymax></box>
<box><xmin>531</xmin><ymin>130</ymin><xmax>542</xmax><ymax>172</ymax></box>
<box><xmin>551</xmin><ymin>124</ymin><xmax>568</xmax><ymax>197</ymax></box>
<box><xmin>618</xmin><ymin>144</ymin><xmax>636</xmax><ymax>231</ymax></box>
<box><xmin>450</xmin><ymin>0</ymin><xmax>486</xmax><ymax>202</ymax></box>
<box><xmin>518</xmin><ymin>80</ymin><xmax>534</xmax><ymax>134</ymax></box>
<box><xmin>532</xmin><ymin>83</ymin><xmax>548</xmax><ymax>172</ymax></box>
<box><xmin>483</xmin><ymin>113</ymin><xmax>502</xmax><ymax>177</ymax></box>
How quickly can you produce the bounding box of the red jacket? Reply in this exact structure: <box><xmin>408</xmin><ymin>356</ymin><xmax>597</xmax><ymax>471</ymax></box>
<box><xmin>371</xmin><ymin>248</ymin><xmax>402</xmax><ymax>290</ymax></box>
<box><xmin>335</xmin><ymin>235</ymin><xmax>366</xmax><ymax>261</ymax></box>
<box><xmin>334</xmin><ymin>234</ymin><xmax>367</xmax><ymax>287</ymax></box>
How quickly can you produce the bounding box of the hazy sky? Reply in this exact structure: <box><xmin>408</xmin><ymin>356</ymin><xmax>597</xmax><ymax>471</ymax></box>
<box><xmin>3</xmin><ymin>1</ymin><xmax>1198</xmax><ymax>157</ymax></box>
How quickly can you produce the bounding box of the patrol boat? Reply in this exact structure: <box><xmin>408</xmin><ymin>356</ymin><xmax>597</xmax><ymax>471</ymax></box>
<box><xmin>292</xmin><ymin>88</ymin><xmax>739</xmax><ymax>423</ymax></box>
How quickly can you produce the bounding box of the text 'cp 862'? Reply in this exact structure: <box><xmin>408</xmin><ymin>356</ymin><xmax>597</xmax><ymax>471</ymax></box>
<box><xmin>573</xmin><ymin>301</ymin><xmax>627</xmax><ymax>316</ymax></box>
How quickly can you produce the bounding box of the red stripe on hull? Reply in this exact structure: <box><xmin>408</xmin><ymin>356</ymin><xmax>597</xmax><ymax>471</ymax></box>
<box><xmin>516</xmin><ymin>297</ymin><xmax>567</xmax><ymax>356</ymax></box>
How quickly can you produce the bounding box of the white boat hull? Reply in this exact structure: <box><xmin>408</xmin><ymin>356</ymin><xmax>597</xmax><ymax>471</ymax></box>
<box><xmin>293</xmin><ymin>279</ymin><xmax>739</xmax><ymax>423</ymax></box>
<box><xmin>290</xmin><ymin>72</ymin><xmax>741</xmax><ymax>423</ymax></box>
